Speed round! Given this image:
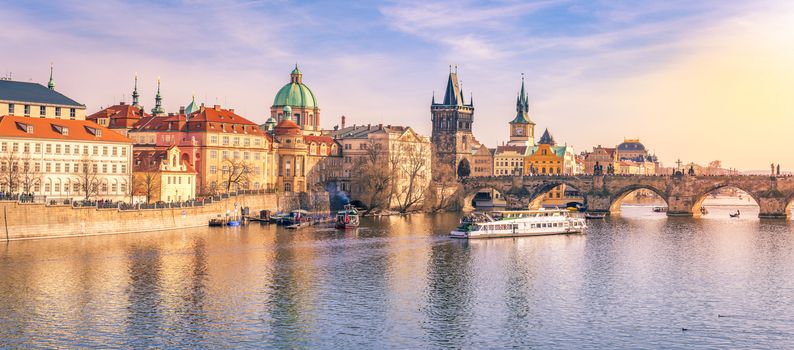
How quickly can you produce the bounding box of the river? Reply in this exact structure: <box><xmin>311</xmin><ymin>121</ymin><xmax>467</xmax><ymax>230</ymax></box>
<box><xmin>1</xmin><ymin>206</ymin><xmax>793</xmax><ymax>349</ymax></box>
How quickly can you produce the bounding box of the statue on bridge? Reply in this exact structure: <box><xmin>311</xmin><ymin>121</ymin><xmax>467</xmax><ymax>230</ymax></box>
<box><xmin>688</xmin><ymin>165</ymin><xmax>695</xmax><ymax>176</ymax></box>
<box><xmin>593</xmin><ymin>161</ymin><xmax>603</xmax><ymax>176</ymax></box>
<box><xmin>607</xmin><ymin>163</ymin><xmax>615</xmax><ymax>175</ymax></box>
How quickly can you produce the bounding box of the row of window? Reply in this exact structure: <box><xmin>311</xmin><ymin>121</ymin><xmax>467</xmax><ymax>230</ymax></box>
<box><xmin>208</xmin><ymin>166</ymin><xmax>261</xmax><ymax>175</ymax></box>
<box><xmin>19</xmin><ymin>181</ymin><xmax>128</xmax><ymax>195</ymax></box>
<box><xmin>496</xmin><ymin>161</ymin><xmax>524</xmax><ymax>167</ymax></box>
<box><xmin>0</xmin><ymin>161</ymin><xmax>127</xmax><ymax>174</ymax></box>
<box><xmin>209</xmin><ymin>150</ymin><xmax>266</xmax><ymax>161</ymax></box>
<box><xmin>0</xmin><ymin>142</ymin><xmax>127</xmax><ymax>157</ymax></box>
<box><xmin>165</xmin><ymin>175</ymin><xmax>192</xmax><ymax>185</ymax></box>
<box><xmin>7</xmin><ymin>104</ymin><xmax>77</xmax><ymax>119</ymax></box>
<box><xmin>208</xmin><ymin>135</ymin><xmax>263</xmax><ymax>147</ymax></box>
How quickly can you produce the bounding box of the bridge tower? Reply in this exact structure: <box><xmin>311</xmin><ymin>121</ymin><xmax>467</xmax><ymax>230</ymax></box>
<box><xmin>431</xmin><ymin>67</ymin><xmax>478</xmax><ymax>179</ymax></box>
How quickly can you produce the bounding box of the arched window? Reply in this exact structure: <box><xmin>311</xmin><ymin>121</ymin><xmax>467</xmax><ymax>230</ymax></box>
<box><xmin>310</xmin><ymin>143</ymin><xmax>317</xmax><ymax>155</ymax></box>
<box><xmin>320</xmin><ymin>143</ymin><xmax>327</xmax><ymax>155</ymax></box>
<box><xmin>172</xmin><ymin>155</ymin><xmax>177</xmax><ymax>168</ymax></box>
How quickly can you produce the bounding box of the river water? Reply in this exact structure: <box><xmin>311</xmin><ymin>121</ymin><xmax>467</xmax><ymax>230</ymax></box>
<box><xmin>1</xmin><ymin>206</ymin><xmax>793</xmax><ymax>349</ymax></box>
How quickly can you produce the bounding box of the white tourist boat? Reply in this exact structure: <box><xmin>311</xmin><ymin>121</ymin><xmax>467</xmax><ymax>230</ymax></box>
<box><xmin>450</xmin><ymin>209</ymin><xmax>587</xmax><ymax>239</ymax></box>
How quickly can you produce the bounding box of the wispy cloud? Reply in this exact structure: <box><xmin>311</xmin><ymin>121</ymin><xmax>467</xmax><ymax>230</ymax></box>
<box><xmin>1</xmin><ymin>0</ymin><xmax>792</xmax><ymax>168</ymax></box>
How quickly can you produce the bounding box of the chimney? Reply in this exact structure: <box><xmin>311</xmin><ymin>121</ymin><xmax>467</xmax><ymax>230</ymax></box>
<box><xmin>367</xmin><ymin>123</ymin><xmax>371</xmax><ymax>130</ymax></box>
<box><xmin>179</xmin><ymin>106</ymin><xmax>185</xmax><ymax>114</ymax></box>
<box><xmin>341</xmin><ymin>115</ymin><xmax>346</xmax><ymax>129</ymax></box>
<box><xmin>213</xmin><ymin>104</ymin><xmax>220</xmax><ymax>111</ymax></box>
<box><xmin>229</xmin><ymin>109</ymin><xmax>234</xmax><ymax>113</ymax></box>
<box><xmin>120</xmin><ymin>101</ymin><xmax>126</xmax><ymax>105</ymax></box>
<box><xmin>378</xmin><ymin>123</ymin><xmax>383</xmax><ymax>129</ymax></box>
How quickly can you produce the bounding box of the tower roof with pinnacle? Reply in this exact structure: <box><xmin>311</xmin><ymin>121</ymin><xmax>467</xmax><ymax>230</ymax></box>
<box><xmin>510</xmin><ymin>75</ymin><xmax>533</xmax><ymax>124</ymax></box>
<box><xmin>435</xmin><ymin>67</ymin><xmax>472</xmax><ymax>107</ymax></box>
<box><xmin>47</xmin><ymin>64</ymin><xmax>55</xmax><ymax>90</ymax></box>
<box><xmin>538</xmin><ymin>128</ymin><xmax>556</xmax><ymax>145</ymax></box>
<box><xmin>184</xmin><ymin>96</ymin><xmax>199</xmax><ymax>116</ymax></box>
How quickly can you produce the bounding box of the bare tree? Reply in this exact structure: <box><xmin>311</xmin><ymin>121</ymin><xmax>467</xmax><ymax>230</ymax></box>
<box><xmin>393</xmin><ymin>142</ymin><xmax>430</xmax><ymax>213</ymax></box>
<box><xmin>133</xmin><ymin>172</ymin><xmax>160</xmax><ymax>204</ymax></box>
<box><xmin>0</xmin><ymin>152</ymin><xmax>21</xmax><ymax>194</ymax></box>
<box><xmin>77</xmin><ymin>156</ymin><xmax>100</xmax><ymax>200</ymax></box>
<box><xmin>18</xmin><ymin>154</ymin><xmax>41</xmax><ymax>194</ymax></box>
<box><xmin>221</xmin><ymin>158</ymin><xmax>251</xmax><ymax>193</ymax></box>
<box><xmin>427</xmin><ymin>160</ymin><xmax>458</xmax><ymax>212</ymax></box>
<box><xmin>354</xmin><ymin>139</ymin><xmax>392</xmax><ymax>213</ymax></box>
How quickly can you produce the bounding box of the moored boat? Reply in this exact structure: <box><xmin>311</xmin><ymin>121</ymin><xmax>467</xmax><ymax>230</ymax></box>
<box><xmin>335</xmin><ymin>204</ymin><xmax>360</xmax><ymax>229</ymax></box>
<box><xmin>585</xmin><ymin>212</ymin><xmax>607</xmax><ymax>219</ymax></box>
<box><xmin>653</xmin><ymin>206</ymin><xmax>668</xmax><ymax>212</ymax></box>
<box><xmin>450</xmin><ymin>209</ymin><xmax>586</xmax><ymax>239</ymax></box>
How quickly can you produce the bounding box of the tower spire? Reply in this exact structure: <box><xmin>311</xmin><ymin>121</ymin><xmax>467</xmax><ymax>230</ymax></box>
<box><xmin>131</xmin><ymin>73</ymin><xmax>140</xmax><ymax>108</ymax></box>
<box><xmin>47</xmin><ymin>63</ymin><xmax>55</xmax><ymax>90</ymax></box>
<box><xmin>151</xmin><ymin>77</ymin><xmax>164</xmax><ymax>116</ymax></box>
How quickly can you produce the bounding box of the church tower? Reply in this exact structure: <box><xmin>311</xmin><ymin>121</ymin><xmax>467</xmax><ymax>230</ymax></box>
<box><xmin>431</xmin><ymin>67</ymin><xmax>476</xmax><ymax>178</ymax></box>
<box><xmin>507</xmin><ymin>75</ymin><xmax>535</xmax><ymax>147</ymax></box>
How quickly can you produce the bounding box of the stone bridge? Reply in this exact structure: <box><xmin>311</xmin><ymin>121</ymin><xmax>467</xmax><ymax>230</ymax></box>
<box><xmin>456</xmin><ymin>175</ymin><xmax>794</xmax><ymax>219</ymax></box>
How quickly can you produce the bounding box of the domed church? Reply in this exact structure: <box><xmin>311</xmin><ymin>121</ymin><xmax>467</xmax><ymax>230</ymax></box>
<box><xmin>270</xmin><ymin>65</ymin><xmax>321</xmax><ymax>135</ymax></box>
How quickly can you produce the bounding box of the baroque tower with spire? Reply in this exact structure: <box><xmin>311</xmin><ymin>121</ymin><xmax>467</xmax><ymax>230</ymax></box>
<box><xmin>431</xmin><ymin>67</ymin><xmax>481</xmax><ymax>178</ymax></box>
<box><xmin>507</xmin><ymin>75</ymin><xmax>535</xmax><ymax>147</ymax></box>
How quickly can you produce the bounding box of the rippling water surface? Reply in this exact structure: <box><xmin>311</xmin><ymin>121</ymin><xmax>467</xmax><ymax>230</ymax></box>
<box><xmin>1</xmin><ymin>206</ymin><xmax>794</xmax><ymax>349</ymax></box>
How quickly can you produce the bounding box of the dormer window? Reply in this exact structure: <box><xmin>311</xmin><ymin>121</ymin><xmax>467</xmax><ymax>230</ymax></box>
<box><xmin>84</xmin><ymin>126</ymin><xmax>102</xmax><ymax>137</ymax></box>
<box><xmin>52</xmin><ymin>124</ymin><xmax>69</xmax><ymax>136</ymax></box>
<box><xmin>16</xmin><ymin>122</ymin><xmax>33</xmax><ymax>134</ymax></box>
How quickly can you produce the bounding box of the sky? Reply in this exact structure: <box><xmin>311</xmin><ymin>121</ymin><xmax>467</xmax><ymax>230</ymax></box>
<box><xmin>2</xmin><ymin>0</ymin><xmax>793</xmax><ymax>170</ymax></box>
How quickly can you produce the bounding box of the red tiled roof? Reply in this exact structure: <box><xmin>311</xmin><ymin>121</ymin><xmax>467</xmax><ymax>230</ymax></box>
<box><xmin>0</xmin><ymin>115</ymin><xmax>131</xmax><ymax>143</ymax></box>
<box><xmin>274</xmin><ymin>119</ymin><xmax>301</xmax><ymax>135</ymax></box>
<box><xmin>87</xmin><ymin>104</ymin><xmax>148</xmax><ymax>129</ymax></box>
<box><xmin>133</xmin><ymin>149</ymin><xmax>196</xmax><ymax>173</ymax></box>
<box><xmin>304</xmin><ymin>135</ymin><xmax>335</xmax><ymax>144</ymax></box>
<box><xmin>132</xmin><ymin>105</ymin><xmax>264</xmax><ymax>136</ymax></box>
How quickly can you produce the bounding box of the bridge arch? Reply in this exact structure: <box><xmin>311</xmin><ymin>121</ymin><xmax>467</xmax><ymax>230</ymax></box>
<box><xmin>691</xmin><ymin>183</ymin><xmax>760</xmax><ymax>216</ymax></box>
<box><xmin>526</xmin><ymin>180</ymin><xmax>586</xmax><ymax>210</ymax></box>
<box><xmin>608</xmin><ymin>184</ymin><xmax>669</xmax><ymax>213</ymax></box>
<box><xmin>458</xmin><ymin>183</ymin><xmax>511</xmax><ymax>211</ymax></box>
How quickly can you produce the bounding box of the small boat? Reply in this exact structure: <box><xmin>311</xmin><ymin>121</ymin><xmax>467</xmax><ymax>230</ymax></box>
<box><xmin>730</xmin><ymin>210</ymin><xmax>740</xmax><ymax>218</ymax></box>
<box><xmin>208</xmin><ymin>217</ymin><xmax>225</xmax><ymax>227</ymax></box>
<box><xmin>653</xmin><ymin>206</ymin><xmax>668</xmax><ymax>212</ymax></box>
<box><xmin>283</xmin><ymin>210</ymin><xmax>311</xmax><ymax>229</ymax></box>
<box><xmin>335</xmin><ymin>204</ymin><xmax>360</xmax><ymax>229</ymax></box>
<box><xmin>450</xmin><ymin>209</ymin><xmax>586</xmax><ymax>239</ymax></box>
<box><xmin>700</xmin><ymin>207</ymin><xmax>708</xmax><ymax>215</ymax></box>
<box><xmin>227</xmin><ymin>220</ymin><xmax>240</xmax><ymax>226</ymax></box>
<box><xmin>585</xmin><ymin>212</ymin><xmax>607</xmax><ymax>219</ymax></box>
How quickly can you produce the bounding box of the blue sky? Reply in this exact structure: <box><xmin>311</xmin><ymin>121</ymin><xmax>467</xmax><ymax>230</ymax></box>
<box><xmin>2</xmin><ymin>0</ymin><xmax>793</xmax><ymax>169</ymax></box>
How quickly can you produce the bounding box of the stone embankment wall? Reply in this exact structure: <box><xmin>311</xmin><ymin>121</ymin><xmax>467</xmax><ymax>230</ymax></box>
<box><xmin>0</xmin><ymin>192</ymin><xmax>330</xmax><ymax>241</ymax></box>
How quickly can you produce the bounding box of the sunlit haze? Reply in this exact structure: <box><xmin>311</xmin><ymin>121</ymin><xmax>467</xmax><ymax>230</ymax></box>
<box><xmin>3</xmin><ymin>0</ymin><xmax>793</xmax><ymax>170</ymax></box>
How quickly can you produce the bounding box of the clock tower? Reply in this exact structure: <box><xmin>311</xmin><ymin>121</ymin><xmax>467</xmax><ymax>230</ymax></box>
<box><xmin>507</xmin><ymin>76</ymin><xmax>535</xmax><ymax>147</ymax></box>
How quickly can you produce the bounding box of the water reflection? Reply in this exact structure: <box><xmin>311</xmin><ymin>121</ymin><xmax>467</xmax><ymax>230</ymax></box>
<box><xmin>0</xmin><ymin>208</ymin><xmax>792</xmax><ymax>348</ymax></box>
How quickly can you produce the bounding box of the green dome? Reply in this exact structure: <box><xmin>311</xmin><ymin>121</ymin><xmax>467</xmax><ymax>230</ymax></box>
<box><xmin>273</xmin><ymin>82</ymin><xmax>317</xmax><ymax>109</ymax></box>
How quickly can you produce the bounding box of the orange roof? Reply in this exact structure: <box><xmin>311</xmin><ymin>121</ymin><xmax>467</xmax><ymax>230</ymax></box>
<box><xmin>87</xmin><ymin>103</ymin><xmax>148</xmax><ymax>129</ymax></box>
<box><xmin>132</xmin><ymin>104</ymin><xmax>264</xmax><ymax>136</ymax></box>
<box><xmin>304</xmin><ymin>135</ymin><xmax>335</xmax><ymax>144</ymax></box>
<box><xmin>274</xmin><ymin>119</ymin><xmax>301</xmax><ymax>135</ymax></box>
<box><xmin>0</xmin><ymin>115</ymin><xmax>132</xmax><ymax>143</ymax></box>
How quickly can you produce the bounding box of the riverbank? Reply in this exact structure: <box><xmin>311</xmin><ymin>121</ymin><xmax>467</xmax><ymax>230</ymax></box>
<box><xmin>0</xmin><ymin>191</ymin><xmax>329</xmax><ymax>241</ymax></box>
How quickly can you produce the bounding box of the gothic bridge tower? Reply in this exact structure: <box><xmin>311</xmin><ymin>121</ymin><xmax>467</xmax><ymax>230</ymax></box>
<box><xmin>431</xmin><ymin>68</ymin><xmax>479</xmax><ymax>179</ymax></box>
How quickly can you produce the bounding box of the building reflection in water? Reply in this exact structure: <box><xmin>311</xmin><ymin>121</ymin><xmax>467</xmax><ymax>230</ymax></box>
<box><xmin>124</xmin><ymin>243</ymin><xmax>165</xmax><ymax>346</ymax></box>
